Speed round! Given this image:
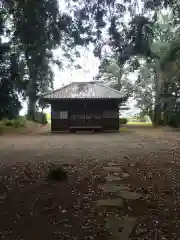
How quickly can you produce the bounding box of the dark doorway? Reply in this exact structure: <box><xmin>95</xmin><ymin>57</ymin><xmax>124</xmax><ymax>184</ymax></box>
<box><xmin>70</xmin><ymin>101</ymin><xmax>102</xmax><ymax>128</ymax></box>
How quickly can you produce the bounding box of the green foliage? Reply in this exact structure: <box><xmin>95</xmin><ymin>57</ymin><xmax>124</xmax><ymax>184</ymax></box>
<box><xmin>41</xmin><ymin>113</ymin><xmax>48</xmax><ymax>125</ymax></box>
<box><xmin>8</xmin><ymin>0</ymin><xmax>65</xmax><ymax>120</ymax></box>
<box><xmin>0</xmin><ymin>81</ymin><xmax>22</xmax><ymax>120</ymax></box>
<box><xmin>73</xmin><ymin>0</ymin><xmax>156</xmax><ymax>63</ymax></box>
<box><xmin>120</xmin><ymin>118</ymin><xmax>128</xmax><ymax>125</ymax></box>
<box><xmin>47</xmin><ymin>167</ymin><xmax>68</xmax><ymax>182</ymax></box>
<box><xmin>1</xmin><ymin>0</ymin><xmax>180</xmax><ymax>124</ymax></box>
<box><xmin>28</xmin><ymin>112</ymin><xmax>48</xmax><ymax>125</ymax></box>
<box><xmin>1</xmin><ymin>117</ymin><xmax>26</xmax><ymax>128</ymax></box>
<box><xmin>2</xmin><ymin>119</ymin><xmax>13</xmax><ymax>127</ymax></box>
<box><xmin>97</xmin><ymin>54</ymin><xmax>135</xmax><ymax>97</ymax></box>
<box><xmin>0</xmin><ymin>3</ymin><xmax>28</xmax><ymax>120</ymax></box>
<box><xmin>46</xmin><ymin>113</ymin><xmax>51</xmax><ymax>121</ymax></box>
<box><xmin>167</xmin><ymin>113</ymin><xmax>180</xmax><ymax>127</ymax></box>
<box><xmin>1</xmin><ymin>0</ymin><xmax>88</xmax><ymax>121</ymax></box>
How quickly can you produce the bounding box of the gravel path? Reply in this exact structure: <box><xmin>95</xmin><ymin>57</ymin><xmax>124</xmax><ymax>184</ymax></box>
<box><xmin>0</xmin><ymin>132</ymin><xmax>173</xmax><ymax>164</ymax></box>
<box><xmin>0</xmin><ymin>130</ymin><xmax>180</xmax><ymax>239</ymax></box>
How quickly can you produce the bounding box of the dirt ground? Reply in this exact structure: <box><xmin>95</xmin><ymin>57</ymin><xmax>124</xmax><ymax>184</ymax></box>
<box><xmin>0</xmin><ymin>127</ymin><xmax>180</xmax><ymax>239</ymax></box>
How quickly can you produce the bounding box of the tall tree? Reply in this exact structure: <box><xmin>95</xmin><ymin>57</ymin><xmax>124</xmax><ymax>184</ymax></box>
<box><xmin>70</xmin><ymin>0</ymin><xmax>158</xmax><ymax>62</ymax></box>
<box><xmin>3</xmin><ymin>0</ymin><xmax>88</xmax><ymax>120</ymax></box>
<box><xmin>97</xmin><ymin>54</ymin><xmax>135</xmax><ymax>96</ymax></box>
<box><xmin>140</xmin><ymin>9</ymin><xmax>180</xmax><ymax>125</ymax></box>
<box><xmin>0</xmin><ymin>3</ymin><xmax>23</xmax><ymax>119</ymax></box>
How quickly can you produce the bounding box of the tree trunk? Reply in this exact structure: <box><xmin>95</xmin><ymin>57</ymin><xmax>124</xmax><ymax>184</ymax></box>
<box><xmin>26</xmin><ymin>75</ymin><xmax>37</xmax><ymax>121</ymax></box>
<box><xmin>153</xmin><ymin>105</ymin><xmax>161</xmax><ymax>126</ymax></box>
<box><xmin>25</xmin><ymin>50</ymin><xmax>37</xmax><ymax>121</ymax></box>
<box><xmin>27</xmin><ymin>97</ymin><xmax>36</xmax><ymax>121</ymax></box>
<box><xmin>148</xmin><ymin>109</ymin><xmax>155</xmax><ymax>125</ymax></box>
<box><xmin>154</xmin><ymin>64</ymin><xmax>163</xmax><ymax>126</ymax></box>
<box><xmin>163</xmin><ymin>80</ymin><xmax>169</xmax><ymax>126</ymax></box>
<box><xmin>117</xmin><ymin>65</ymin><xmax>123</xmax><ymax>91</ymax></box>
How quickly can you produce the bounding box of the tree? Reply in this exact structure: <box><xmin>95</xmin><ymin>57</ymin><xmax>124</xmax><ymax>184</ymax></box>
<box><xmin>0</xmin><ymin>4</ymin><xmax>22</xmax><ymax>119</ymax></box>
<box><xmin>2</xmin><ymin>0</ymin><xmax>89</xmax><ymax>120</ymax></box>
<box><xmin>70</xmin><ymin>0</ymin><xmax>159</xmax><ymax>62</ymax></box>
<box><xmin>134</xmin><ymin>9</ymin><xmax>180</xmax><ymax>125</ymax></box>
<box><xmin>69</xmin><ymin>0</ymin><xmax>164</xmax><ymax>124</ymax></box>
<box><xmin>2</xmin><ymin>0</ymin><xmax>180</xmax><ymax>123</ymax></box>
<box><xmin>70</xmin><ymin>0</ymin><xmax>180</xmax><ymax>127</ymax></box>
<box><xmin>97</xmin><ymin>54</ymin><xmax>135</xmax><ymax>96</ymax></box>
<box><xmin>134</xmin><ymin>62</ymin><xmax>156</xmax><ymax>123</ymax></box>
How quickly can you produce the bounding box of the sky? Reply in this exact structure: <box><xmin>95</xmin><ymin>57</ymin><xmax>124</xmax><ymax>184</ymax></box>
<box><xmin>52</xmin><ymin>48</ymin><xmax>100</xmax><ymax>89</ymax></box>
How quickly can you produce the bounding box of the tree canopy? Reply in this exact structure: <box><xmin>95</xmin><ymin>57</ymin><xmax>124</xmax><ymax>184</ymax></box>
<box><xmin>1</xmin><ymin>0</ymin><xmax>180</xmax><ymax>126</ymax></box>
<box><xmin>0</xmin><ymin>0</ymin><xmax>90</xmax><ymax>120</ymax></box>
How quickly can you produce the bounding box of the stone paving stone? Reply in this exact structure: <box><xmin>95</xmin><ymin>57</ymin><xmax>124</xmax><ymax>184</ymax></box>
<box><xmin>107</xmin><ymin>162</ymin><xmax>118</xmax><ymax>166</ymax></box>
<box><xmin>105</xmin><ymin>175</ymin><xmax>122</xmax><ymax>182</ymax></box>
<box><xmin>105</xmin><ymin>216</ymin><xmax>137</xmax><ymax>240</ymax></box>
<box><xmin>103</xmin><ymin>166</ymin><xmax>122</xmax><ymax>173</ymax></box>
<box><xmin>121</xmin><ymin>173</ymin><xmax>130</xmax><ymax>178</ymax></box>
<box><xmin>118</xmin><ymin>191</ymin><xmax>142</xmax><ymax>200</ymax></box>
<box><xmin>96</xmin><ymin>198</ymin><xmax>124</xmax><ymax>208</ymax></box>
<box><xmin>113</xmin><ymin>173</ymin><xmax>120</xmax><ymax>176</ymax></box>
<box><xmin>98</xmin><ymin>183</ymin><xmax>130</xmax><ymax>193</ymax></box>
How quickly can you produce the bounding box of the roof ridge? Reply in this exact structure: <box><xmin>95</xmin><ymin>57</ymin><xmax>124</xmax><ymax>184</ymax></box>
<box><xmin>96</xmin><ymin>81</ymin><xmax>124</xmax><ymax>96</ymax></box>
<box><xmin>41</xmin><ymin>81</ymin><xmax>125</xmax><ymax>99</ymax></box>
<box><xmin>42</xmin><ymin>82</ymin><xmax>73</xmax><ymax>97</ymax></box>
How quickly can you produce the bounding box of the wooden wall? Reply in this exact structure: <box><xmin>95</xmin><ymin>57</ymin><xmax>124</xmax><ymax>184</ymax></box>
<box><xmin>51</xmin><ymin>99</ymin><xmax>119</xmax><ymax>132</ymax></box>
<box><xmin>51</xmin><ymin>100</ymin><xmax>69</xmax><ymax>131</ymax></box>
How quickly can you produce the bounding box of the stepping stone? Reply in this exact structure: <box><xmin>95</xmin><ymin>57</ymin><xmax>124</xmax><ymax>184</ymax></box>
<box><xmin>121</xmin><ymin>173</ymin><xmax>130</xmax><ymax>178</ymax></box>
<box><xmin>113</xmin><ymin>173</ymin><xmax>120</xmax><ymax>176</ymax></box>
<box><xmin>130</xmin><ymin>163</ymin><xmax>135</xmax><ymax>167</ymax></box>
<box><xmin>105</xmin><ymin>175</ymin><xmax>122</xmax><ymax>182</ymax></box>
<box><xmin>98</xmin><ymin>183</ymin><xmax>130</xmax><ymax>193</ymax></box>
<box><xmin>96</xmin><ymin>198</ymin><xmax>124</xmax><ymax>208</ymax></box>
<box><xmin>107</xmin><ymin>162</ymin><xmax>118</xmax><ymax>166</ymax></box>
<box><xmin>105</xmin><ymin>216</ymin><xmax>137</xmax><ymax>240</ymax></box>
<box><xmin>103</xmin><ymin>167</ymin><xmax>122</xmax><ymax>173</ymax></box>
<box><xmin>118</xmin><ymin>191</ymin><xmax>142</xmax><ymax>200</ymax></box>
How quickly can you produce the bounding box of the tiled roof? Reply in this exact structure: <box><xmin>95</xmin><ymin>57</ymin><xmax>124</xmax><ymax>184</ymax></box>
<box><xmin>42</xmin><ymin>81</ymin><xmax>125</xmax><ymax>100</ymax></box>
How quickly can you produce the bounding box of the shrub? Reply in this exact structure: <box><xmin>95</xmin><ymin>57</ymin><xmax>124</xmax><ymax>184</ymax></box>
<box><xmin>34</xmin><ymin>112</ymin><xmax>48</xmax><ymax>125</ymax></box>
<box><xmin>167</xmin><ymin>115</ymin><xmax>180</xmax><ymax>127</ymax></box>
<box><xmin>42</xmin><ymin>113</ymin><xmax>48</xmax><ymax>125</ymax></box>
<box><xmin>0</xmin><ymin>125</ymin><xmax>4</xmax><ymax>134</ymax></box>
<box><xmin>3</xmin><ymin>119</ymin><xmax>13</xmax><ymax>126</ymax></box>
<box><xmin>140</xmin><ymin>119</ymin><xmax>146</xmax><ymax>122</ymax></box>
<box><xmin>47</xmin><ymin>167</ymin><xmax>68</xmax><ymax>181</ymax></box>
<box><xmin>46</xmin><ymin>113</ymin><xmax>51</xmax><ymax>121</ymax></box>
<box><xmin>1</xmin><ymin>117</ymin><xmax>26</xmax><ymax>128</ymax></box>
<box><xmin>119</xmin><ymin>118</ymin><xmax>128</xmax><ymax>124</ymax></box>
<box><xmin>12</xmin><ymin>118</ymin><xmax>26</xmax><ymax>128</ymax></box>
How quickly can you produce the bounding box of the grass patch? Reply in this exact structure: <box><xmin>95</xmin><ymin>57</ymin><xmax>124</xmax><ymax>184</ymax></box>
<box><xmin>120</xmin><ymin>121</ymin><xmax>153</xmax><ymax>132</ymax></box>
<box><xmin>120</xmin><ymin>127</ymin><xmax>132</xmax><ymax>132</ymax></box>
<box><xmin>2</xmin><ymin>117</ymin><xmax>26</xmax><ymax>128</ymax></box>
<box><xmin>0</xmin><ymin>117</ymin><xmax>26</xmax><ymax>134</ymax></box>
<box><xmin>127</xmin><ymin>122</ymin><xmax>152</xmax><ymax>126</ymax></box>
<box><xmin>45</xmin><ymin>113</ymin><xmax>51</xmax><ymax>121</ymax></box>
<box><xmin>47</xmin><ymin>167</ymin><xmax>68</xmax><ymax>182</ymax></box>
<box><xmin>0</xmin><ymin>117</ymin><xmax>43</xmax><ymax>135</ymax></box>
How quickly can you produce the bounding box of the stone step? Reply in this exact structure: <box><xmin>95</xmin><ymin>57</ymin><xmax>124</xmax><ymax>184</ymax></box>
<box><xmin>96</xmin><ymin>198</ymin><xmax>124</xmax><ymax>208</ymax></box>
<box><xmin>121</xmin><ymin>173</ymin><xmax>130</xmax><ymax>178</ymax></box>
<box><xmin>118</xmin><ymin>191</ymin><xmax>142</xmax><ymax>200</ymax></box>
<box><xmin>107</xmin><ymin>162</ymin><xmax>119</xmax><ymax>166</ymax></box>
<box><xmin>105</xmin><ymin>175</ymin><xmax>122</xmax><ymax>182</ymax></box>
<box><xmin>98</xmin><ymin>183</ymin><xmax>130</xmax><ymax>193</ymax></box>
<box><xmin>105</xmin><ymin>216</ymin><xmax>137</xmax><ymax>240</ymax></box>
<box><xmin>103</xmin><ymin>166</ymin><xmax>122</xmax><ymax>173</ymax></box>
